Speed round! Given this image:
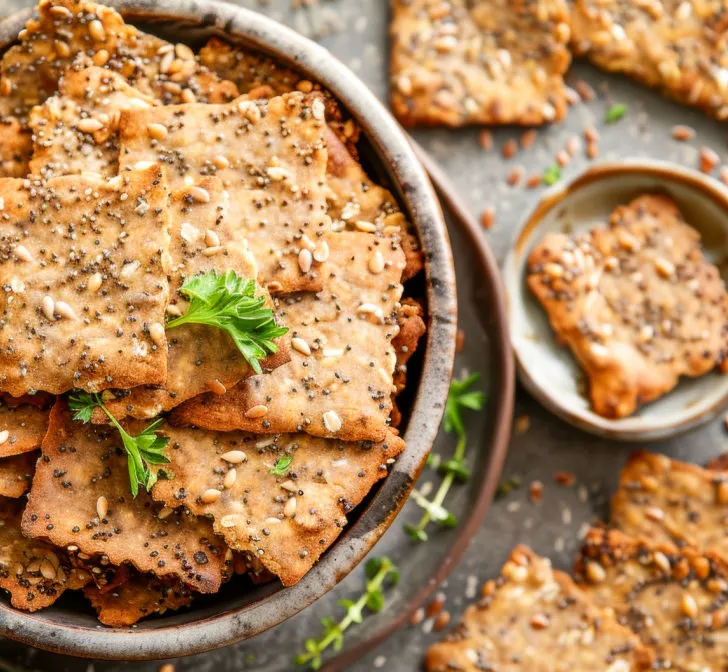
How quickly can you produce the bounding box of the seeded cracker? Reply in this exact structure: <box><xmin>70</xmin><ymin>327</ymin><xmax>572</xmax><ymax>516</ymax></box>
<box><xmin>576</xmin><ymin>527</ymin><xmax>728</xmax><ymax>670</ymax></box>
<box><xmin>118</xmin><ymin>92</ymin><xmax>330</xmax><ymax>294</ymax></box>
<box><xmin>611</xmin><ymin>451</ymin><xmax>728</xmax><ymax>558</ymax></box>
<box><xmin>170</xmin><ymin>231</ymin><xmax>405</xmax><ymax>442</ymax></box>
<box><xmin>84</xmin><ymin>572</ymin><xmax>193</xmax><ymax>626</ymax></box>
<box><xmin>425</xmin><ymin>545</ymin><xmax>651</xmax><ymax>672</ymax></box>
<box><xmin>0</xmin><ymin>165</ymin><xmax>171</xmax><ymax>396</ymax></box>
<box><xmin>390</xmin><ymin>0</ymin><xmax>572</xmax><ymax>127</ymax></box>
<box><xmin>0</xmin><ymin>119</ymin><xmax>32</xmax><ymax>178</ymax></box>
<box><xmin>150</xmin><ymin>425</ymin><xmax>404</xmax><ymax>586</ymax></box>
<box><xmin>0</xmin><ymin>404</ymin><xmax>49</xmax><ymax>458</ymax></box>
<box><xmin>0</xmin><ymin>451</ymin><xmax>37</xmax><ymax>498</ymax></box>
<box><xmin>527</xmin><ymin>194</ymin><xmax>728</xmax><ymax>419</ymax></box>
<box><xmin>571</xmin><ymin>0</ymin><xmax>728</xmax><ymax>120</ymax></box>
<box><xmin>22</xmin><ymin>402</ymin><xmax>228</xmax><ymax>594</ymax></box>
<box><xmin>29</xmin><ymin>66</ymin><xmax>157</xmax><ymax>180</ymax></box>
<box><xmin>0</xmin><ymin>497</ymin><xmax>90</xmax><ymax>611</ymax></box>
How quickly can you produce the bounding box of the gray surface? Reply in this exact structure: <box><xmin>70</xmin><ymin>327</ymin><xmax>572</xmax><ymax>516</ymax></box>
<box><xmin>2</xmin><ymin>0</ymin><xmax>728</xmax><ymax>670</ymax></box>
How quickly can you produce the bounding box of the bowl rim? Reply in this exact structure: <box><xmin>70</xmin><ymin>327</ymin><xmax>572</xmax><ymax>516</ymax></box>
<box><xmin>0</xmin><ymin>0</ymin><xmax>461</xmax><ymax>659</ymax></box>
<box><xmin>505</xmin><ymin>158</ymin><xmax>728</xmax><ymax>441</ymax></box>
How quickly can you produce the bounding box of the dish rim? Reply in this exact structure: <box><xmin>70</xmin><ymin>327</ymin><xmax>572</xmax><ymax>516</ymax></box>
<box><xmin>506</xmin><ymin>158</ymin><xmax>728</xmax><ymax>441</ymax></box>
<box><xmin>0</xmin><ymin>0</ymin><xmax>462</xmax><ymax>659</ymax></box>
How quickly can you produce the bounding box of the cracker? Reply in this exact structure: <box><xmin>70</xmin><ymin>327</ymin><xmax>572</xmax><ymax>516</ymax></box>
<box><xmin>527</xmin><ymin>194</ymin><xmax>728</xmax><ymax>419</ymax></box>
<box><xmin>0</xmin><ymin>404</ymin><xmax>50</xmax><ymax>458</ymax></box>
<box><xmin>571</xmin><ymin>0</ymin><xmax>728</xmax><ymax>120</ymax></box>
<box><xmin>708</xmin><ymin>453</ymin><xmax>728</xmax><ymax>471</ymax></box>
<box><xmin>29</xmin><ymin>66</ymin><xmax>157</xmax><ymax>180</ymax></box>
<box><xmin>576</xmin><ymin>527</ymin><xmax>728</xmax><ymax>670</ymax></box>
<box><xmin>0</xmin><ymin>165</ymin><xmax>171</xmax><ymax>396</ymax></box>
<box><xmin>611</xmin><ymin>451</ymin><xmax>728</xmax><ymax>558</ymax></box>
<box><xmin>84</xmin><ymin>571</ymin><xmax>192</xmax><ymax>626</ymax></box>
<box><xmin>391</xmin><ymin>299</ymin><xmax>426</xmax><ymax>428</ymax></box>
<box><xmin>425</xmin><ymin>545</ymin><xmax>652</xmax><ymax>672</ymax></box>
<box><xmin>22</xmin><ymin>401</ymin><xmax>228</xmax><ymax>594</ymax></box>
<box><xmin>170</xmin><ymin>231</ymin><xmax>406</xmax><ymax>442</ymax></box>
<box><xmin>390</xmin><ymin>0</ymin><xmax>572</xmax><ymax>127</ymax></box>
<box><xmin>93</xmin><ymin>178</ymin><xmax>289</xmax><ymax>422</ymax></box>
<box><xmin>0</xmin><ymin>118</ymin><xmax>32</xmax><ymax>178</ymax></box>
<box><xmin>150</xmin><ymin>425</ymin><xmax>405</xmax><ymax>586</ymax></box>
<box><xmin>118</xmin><ymin>92</ymin><xmax>331</xmax><ymax>294</ymax></box>
<box><xmin>0</xmin><ymin>451</ymin><xmax>37</xmax><ymax>498</ymax></box>
<box><xmin>0</xmin><ymin>497</ymin><xmax>90</xmax><ymax>611</ymax></box>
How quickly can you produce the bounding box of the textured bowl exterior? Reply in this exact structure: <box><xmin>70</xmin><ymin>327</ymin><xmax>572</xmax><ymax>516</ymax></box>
<box><xmin>0</xmin><ymin>0</ymin><xmax>462</xmax><ymax>659</ymax></box>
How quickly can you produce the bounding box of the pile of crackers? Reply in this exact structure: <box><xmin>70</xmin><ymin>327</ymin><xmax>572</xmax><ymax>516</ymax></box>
<box><xmin>390</xmin><ymin>0</ymin><xmax>728</xmax><ymax>127</ymax></box>
<box><xmin>426</xmin><ymin>451</ymin><xmax>728</xmax><ymax>670</ymax></box>
<box><xmin>0</xmin><ymin>0</ymin><xmax>425</xmax><ymax>626</ymax></box>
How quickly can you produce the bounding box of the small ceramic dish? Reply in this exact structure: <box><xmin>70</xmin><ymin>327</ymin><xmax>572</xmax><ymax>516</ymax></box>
<box><xmin>504</xmin><ymin>159</ymin><xmax>728</xmax><ymax>441</ymax></box>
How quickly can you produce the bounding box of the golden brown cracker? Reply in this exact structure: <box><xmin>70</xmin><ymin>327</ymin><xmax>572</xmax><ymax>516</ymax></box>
<box><xmin>0</xmin><ymin>118</ymin><xmax>32</xmax><ymax>178</ymax></box>
<box><xmin>0</xmin><ymin>451</ymin><xmax>37</xmax><ymax>498</ymax></box>
<box><xmin>0</xmin><ymin>404</ymin><xmax>49</xmax><ymax>458</ymax></box>
<box><xmin>0</xmin><ymin>165</ymin><xmax>171</xmax><ymax>396</ymax></box>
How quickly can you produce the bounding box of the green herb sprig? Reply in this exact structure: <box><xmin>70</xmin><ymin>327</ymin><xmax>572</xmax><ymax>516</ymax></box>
<box><xmin>166</xmin><ymin>270</ymin><xmax>288</xmax><ymax>374</ymax></box>
<box><xmin>605</xmin><ymin>102</ymin><xmax>627</xmax><ymax>123</ymax></box>
<box><xmin>295</xmin><ymin>557</ymin><xmax>399</xmax><ymax>670</ymax></box>
<box><xmin>269</xmin><ymin>455</ymin><xmax>292</xmax><ymax>477</ymax></box>
<box><xmin>404</xmin><ymin>373</ymin><xmax>484</xmax><ymax>542</ymax></box>
<box><xmin>543</xmin><ymin>163</ymin><xmax>561</xmax><ymax>186</ymax></box>
<box><xmin>68</xmin><ymin>392</ymin><xmax>170</xmax><ymax>497</ymax></box>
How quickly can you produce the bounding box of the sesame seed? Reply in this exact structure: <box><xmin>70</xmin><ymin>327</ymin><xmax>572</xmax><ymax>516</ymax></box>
<box><xmin>96</xmin><ymin>496</ymin><xmax>108</xmax><ymax>520</ymax></box>
<box><xmin>201</xmin><ymin>489</ymin><xmax>222</xmax><ymax>504</ymax></box>
<box><xmin>223</xmin><ymin>468</ymin><xmax>237</xmax><ymax>489</ymax></box>
<box><xmin>221</xmin><ymin>450</ymin><xmax>246</xmax><ymax>464</ymax></box>
<box><xmin>323</xmin><ymin>410</ymin><xmax>342</xmax><ymax>433</ymax></box>
<box><xmin>292</xmin><ymin>337</ymin><xmax>312</xmax><ymax>356</ymax></box>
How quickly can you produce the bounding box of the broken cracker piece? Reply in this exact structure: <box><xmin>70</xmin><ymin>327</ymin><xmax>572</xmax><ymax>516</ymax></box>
<box><xmin>118</xmin><ymin>92</ymin><xmax>331</xmax><ymax>294</ymax></box>
<box><xmin>22</xmin><ymin>401</ymin><xmax>228</xmax><ymax>594</ymax></box>
<box><xmin>0</xmin><ymin>118</ymin><xmax>32</xmax><ymax>178</ymax></box>
<box><xmin>151</xmin><ymin>425</ymin><xmax>404</xmax><ymax>586</ymax></box>
<box><xmin>0</xmin><ymin>165</ymin><xmax>171</xmax><ymax>396</ymax></box>
<box><xmin>611</xmin><ymin>451</ymin><xmax>728</xmax><ymax>558</ymax></box>
<box><xmin>84</xmin><ymin>571</ymin><xmax>193</xmax><ymax>627</ymax></box>
<box><xmin>527</xmin><ymin>194</ymin><xmax>728</xmax><ymax>419</ymax></box>
<box><xmin>170</xmin><ymin>231</ymin><xmax>405</xmax><ymax>442</ymax></box>
<box><xmin>0</xmin><ymin>451</ymin><xmax>37</xmax><ymax>498</ymax></box>
<box><xmin>425</xmin><ymin>545</ymin><xmax>652</xmax><ymax>672</ymax></box>
<box><xmin>571</xmin><ymin>0</ymin><xmax>728</xmax><ymax>120</ymax></box>
<box><xmin>390</xmin><ymin>0</ymin><xmax>572</xmax><ymax>127</ymax></box>
<box><xmin>0</xmin><ymin>404</ymin><xmax>50</xmax><ymax>458</ymax></box>
<box><xmin>576</xmin><ymin>527</ymin><xmax>728</xmax><ymax>670</ymax></box>
<box><xmin>0</xmin><ymin>496</ymin><xmax>90</xmax><ymax>611</ymax></box>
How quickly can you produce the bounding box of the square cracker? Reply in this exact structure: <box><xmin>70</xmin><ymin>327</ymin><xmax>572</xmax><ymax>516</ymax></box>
<box><xmin>22</xmin><ymin>401</ymin><xmax>228</xmax><ymax>594</ymax></box>
<box><xmin>390</xmin><ymin>0</ymin><xmax>572</xmax><ymax>127</ymax></box>
<box><xmin>0</xmin><ymin>165</ymin><xmax>171</xmax><ymax>396</ymax></box>
<box><xmin>0</xmin><ymin>497</ymin><xmax>90</xmax><ymax>611</ymax></box>
<box><xmin>118</xmin><ymin>92</ymin><xmax>331</xmax><ymax>294</ymax></box>
<box><xmin>170</xmin><ymin>231</ymin><xmax>406</xmax><ymax>443</ymax></box>
<box><xmin>611</xmin><ymin>451</ymin><xmax>728</xmax><ymax>558</ymax></box>
<box><xmin>425</xmin><ymin>545</ymin><xmax>652</xmax><ymax>672</ymax></box>
<box><xmin>29</xmin><ymin>66</ymin><xmax>158</xmax><ymax>180</ymax></box>
<box><xmin>95</xmin><ymin>178</ymin><xmax>289</xmax><ymax>421</ymax></box>
<box><xmin>0</xmin><ymin>404</ymin><xmax>49</xmax><ymax>458</ymax></box>
<box><xmin>0</xmin><ymin>451</ymin><xmax>37</xmax><ymax>498</ymax></box>
<box><xmin>571</xmin><ymin>0</ymin><xmax>728</xmax><ymax>120</ymax></box>
<box><xmin>576</xmin><ymin>527</ymin><xmax>728</xmax><ymax>670</ymax></box>
<box><xmin>150</xmin><ymin>424</ymin><xmax>404</xmax><ymax>586</ymax></box>
<box><xmin>527</xmin><ymin>194</ymin><xmax>728</xmax><ymax>419</ymax></box>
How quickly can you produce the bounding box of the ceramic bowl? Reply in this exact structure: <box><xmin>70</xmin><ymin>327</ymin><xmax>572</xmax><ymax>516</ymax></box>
<box><xmin>504</xmin><ymin>159</ymin><xmax>728</xmax><ymax>441</ymax></box>
<box><xmin>0</xmin><ymin>0</ymin><xmax>466</xmax><ymax>659</ymax></box>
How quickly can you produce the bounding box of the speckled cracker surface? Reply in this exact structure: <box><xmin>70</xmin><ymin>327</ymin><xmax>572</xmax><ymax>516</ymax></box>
<box><xmin>571</xmin><ymin>0</ymin><xmax>728</xmax><ymax>120</ymax></box>
<box><xmin>0</xmin><ymin>451</ymin><xmax>37</xmax><ymax>498</ymax></box>
<box><xmin>94</xmin><ymin>178</ymin><xmax>288</xmax><ymax>422</ymax></box>
<box><xmin>0</xmin><ymin>404</ymin><xmax>49</xmax><ymax>458</ymax></box>
<box><xmin>612</xmin><ymin>452</ymin><xmax>728</xmax><ymax>558</ymax></box>
<box><xmin>0</xmin><ymin>165</ymin><xmax>171</xmax><ymax>396</ymax></box>
<box><xmin>576</xmin><ymin>528</ymin><xmax>728</xmax><ymax>670</ymax></box>
<box><xmin>390</xmin><ymin>0</ymin><xmax>572</xmax><ymax>127</ymax></box>
<box><xmin>22</xmin><ymin>402</ymin><xmax>228</xmax><ymax>594</ymax></box>
<box><xmin>426</xmin><ymin>545</ymin><xmax>651</xmax><ymax>672</ymax></box>
<box><xmin>118</xmin><ymin>92</ymin><xmax>330</xmax><ymax>294</ymax></box>
<box><xmin>0</xmin><ymin>118</ymin><xmax>32</xmax><ymax>178</ymax></box>
<box><xmin>84</xmin><ymin>572</ymin><xmax>193</xmax><ymax>627</ymax></box>
<box><xmin>171</xmin><ymin>231</ymin><xmax>405</xmax><ymax>442</ymax></box>
<box><xmin>151</xmin><ymin>425</ymin><xmax>404</xmax><ymax>586</ymax></box>
<box><xmin>29</xmin><ymin>66</ymin><xmax>157</xmax><ymax>179</ymax></box>
<box><xmin>0</xmin><ymin>497</ymin><xmax>90</xmax><ymax>611</ymax></box>
<box><xmin>527</xmin><ymin>194</ymin><xmax>728</xmax><ymax>419</ymax></box>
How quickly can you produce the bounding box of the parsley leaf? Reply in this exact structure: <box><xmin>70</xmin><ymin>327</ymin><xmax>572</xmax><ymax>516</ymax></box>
<box><xmin>67</xmin><ymin>392</ymin><xmax>170</xmax><ymax>498</ymax></box>
<box><xmin>269</xmin><ymin>455</ymin><xmax>292</xmax><ymax>477</ymax></box>
<box><xmin>605</xmin><ymin>103</ymin><xmax>627</xmax><ymax>123</ymax></box>
<box><xmin>165</xmin><ymin>270</ymin><xmax>288</xmax><ymax>375</ymax></box>
<box><xmin>543</xmin><ymin>163</ymin><xmax>561</xmax><ymax>186</ymax></box>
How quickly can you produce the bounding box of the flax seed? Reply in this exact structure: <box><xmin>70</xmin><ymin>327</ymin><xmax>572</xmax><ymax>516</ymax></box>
<box><xmin>502</xmin><ymin>139</ymin><xmax>518</xmax><ymax>159</ymax></box>
<box><xmin>700</xmin><ymin>147</ymin><xmax>720</xmax><ymax>173</ymax></box>
<box><xmin>672</xmin><ymin>125</ymin><xmax>695</xmax><ymax>141</ymax></box>
<box><xmin>480</xmin><ymin>205</ymin><xmax>495</xmax><ymax>230</ymax></box>
<box><xmin>245</xmin><ymin>405</ymin><xmax>269</xmax><ymax>419</ymax></box>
